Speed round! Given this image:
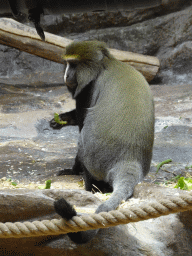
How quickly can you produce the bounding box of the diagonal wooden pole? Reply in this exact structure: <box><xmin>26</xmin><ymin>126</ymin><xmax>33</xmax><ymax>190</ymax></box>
<box><xmin>0</xmin><ymin>18</ymin><xmax>160</xmax><ymax>82</ymax></box>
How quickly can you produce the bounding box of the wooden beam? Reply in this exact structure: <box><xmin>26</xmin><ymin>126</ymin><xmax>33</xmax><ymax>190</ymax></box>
<box><xmin>0</xmin><ymin>18</ymin><xmax>160</xmax><ymax>82</ymax></box>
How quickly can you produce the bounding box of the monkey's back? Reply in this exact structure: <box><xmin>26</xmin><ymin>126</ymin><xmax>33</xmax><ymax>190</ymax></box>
<box><xmin>79</xmin><ymin>59</ymin><xmax>154</xmax><ymax>179</ymax></box>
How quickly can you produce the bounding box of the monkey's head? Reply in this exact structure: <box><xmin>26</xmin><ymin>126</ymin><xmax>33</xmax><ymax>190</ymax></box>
<box><xmin>62</xmin><ymin>41</ymin><xmax>112</xmax><ymax>98</ymax></box>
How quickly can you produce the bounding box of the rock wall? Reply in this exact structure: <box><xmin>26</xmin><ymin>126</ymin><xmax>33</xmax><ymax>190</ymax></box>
<box><xmin>1</xmin><ymin>0</ymin><xmax>192</xmax><ymax>85</ymax></box>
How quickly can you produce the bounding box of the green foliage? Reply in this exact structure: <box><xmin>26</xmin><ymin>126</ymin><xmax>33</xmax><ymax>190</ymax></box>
<box><xmin>185</xmin><ymin>165</ymin><xmax>192</xmax><ymax>170</ymax></box>
<box><xmin>54</xmin><ymin>113</ymin><xmax>67</xmax><ymax>125</ymax></box>
<box><xmin>11</xmin><ymin>181</ymin><xmax>17</xmax><ymax>186</ymax></box>
<box><xmin>4</xmin><ymin>178</ymin><xmax>17</xmax><ymax>187</ymax></box>
<box><xmin>45</xmin><ymin>180</ymin><xmax>51</xmax><ymax>189</ymax></box>
<box><xmin>164</xmin><ymin>175</ymin><xmax>181</xmax><ymax>186</ymax></box>
<box><xmin>156</xmin><ymin>159</ymin><xmax>172</xmax><ymax>173</ymax></box>
<box><xmin>38</xmin><ymin>180</ymin><xmax>51</xmax><ymax>189</ymax></box>
<box><xmin>174</xmin><ymin>177</ymin><xmax>192</xmax><ymax>190</ymax></box>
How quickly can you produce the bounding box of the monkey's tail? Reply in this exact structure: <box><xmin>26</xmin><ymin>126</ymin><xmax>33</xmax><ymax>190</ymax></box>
<box><xmin>54</xmin><ymin>198</ymin><xmax>98</xmax><ymax>244</ymax></box>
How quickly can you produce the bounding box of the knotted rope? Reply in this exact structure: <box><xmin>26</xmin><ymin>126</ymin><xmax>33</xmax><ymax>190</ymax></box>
<box><xmin>0</xmin><ymin>192</ymin><xmax>192</xmax><ymax>238</ymax></box>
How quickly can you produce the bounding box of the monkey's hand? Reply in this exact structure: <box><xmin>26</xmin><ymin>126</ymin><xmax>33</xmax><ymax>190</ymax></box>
<box><xmin>50</xmin><ymin>110</ymin><xmax>77</xmax><ymax>129</ymax></box>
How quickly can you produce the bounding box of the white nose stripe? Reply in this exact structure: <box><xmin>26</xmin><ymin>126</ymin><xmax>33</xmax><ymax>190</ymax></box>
<box><xmin>64</xmin><ymin>62</ymin><xmax>70</xmax><ymax>83</ymax></box>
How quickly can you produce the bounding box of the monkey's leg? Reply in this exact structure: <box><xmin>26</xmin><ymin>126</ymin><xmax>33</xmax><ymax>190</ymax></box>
<box><xmin>50</xmin><ymin>109</ymin><xmax>77</xmax><ymax>129</ymax></box>
<box><xmin>28</xmin><ymin>6</ymin><xmax>45</xmax><ymax>41</ymax></box>
<box><xmin>57</xmin><ymin>156</ymin><xmax>93</xmax><ymax>191</ymax></box>
<box><xmin>83</xmin><ymin>168</ymin><xmax>95</xmax><ymax>192</ymax></box>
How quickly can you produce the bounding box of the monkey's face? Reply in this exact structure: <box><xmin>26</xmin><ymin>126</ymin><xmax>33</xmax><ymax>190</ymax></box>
<box><xmin>64</xmin><ymin>61</ymin><xmax>78</xmax><ymax>94</ymax></box>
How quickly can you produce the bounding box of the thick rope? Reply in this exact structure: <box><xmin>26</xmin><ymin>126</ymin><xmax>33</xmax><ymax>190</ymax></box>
<box><xmin>0</xmin><ymin>192</ymin><xmax>192</xmax><ymax>238</ymax></box>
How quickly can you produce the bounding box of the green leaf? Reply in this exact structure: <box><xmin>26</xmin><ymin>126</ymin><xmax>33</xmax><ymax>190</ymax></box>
<box><xmin>174</xmin><ymin>177</ymin><xmax>192</xmax><ymax>190</ymax></box>
<box><xmin>54</xmin><ymin>113</ymin><xmax>67</xmax><ymax>125</ymax></box>
<box><xmin>38</xmin><ymin>180</ymin><xmax>51</xmax><ymax>189</ymax></box>
<box><xmin>11</xmin><ymin>182</ymin><xmax>17</xmax><ymax>186</ymax></box>
<box><xmin>156</xmin><ymin>159</ymin><xmax>172</xmax><ymax>173</ymax></box>
<box><xmin>45</xmin><ymin>180</ymin><xmax>51</xmax><ymax>189</ymax></box>
<box><xmin>185</xmin><ymin>165</ymin><xmax>192</xmax><ymax>170</ymax></box>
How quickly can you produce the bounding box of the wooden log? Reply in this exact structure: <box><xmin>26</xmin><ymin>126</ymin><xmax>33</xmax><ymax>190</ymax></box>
<box><xmin>0</xmin><ymin>18</ymin><xmax>160</xmax><ymax>82</ymax></box>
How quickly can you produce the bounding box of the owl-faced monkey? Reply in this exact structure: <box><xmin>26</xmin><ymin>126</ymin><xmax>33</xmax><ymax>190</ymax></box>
<box><xmin>51</xmin><ymin>41</ymin><xmax>154</xmax><ymax>244</ymax></box>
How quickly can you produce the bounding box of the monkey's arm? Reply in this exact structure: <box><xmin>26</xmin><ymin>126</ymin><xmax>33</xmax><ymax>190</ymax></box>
<box><xmin>50</xmin><ymin>109</ymin><xmax>77</xmax><ymax>129</ymax></box>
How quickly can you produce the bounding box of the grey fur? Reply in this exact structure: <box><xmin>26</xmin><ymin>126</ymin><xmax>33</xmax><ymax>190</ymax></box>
<box><xmin>52</xmin><ymin>41</ymin><xmax>154</xmax><ymax>243</ymax></box>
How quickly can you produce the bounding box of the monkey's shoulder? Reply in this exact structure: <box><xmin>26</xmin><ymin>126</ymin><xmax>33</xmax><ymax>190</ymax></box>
<box><xmin>101</xmin><ymin>59</ymin><xmax>149</xmax><ymax>89</ymax></box>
